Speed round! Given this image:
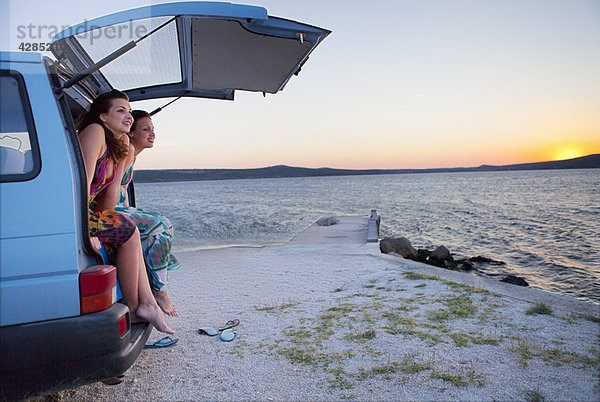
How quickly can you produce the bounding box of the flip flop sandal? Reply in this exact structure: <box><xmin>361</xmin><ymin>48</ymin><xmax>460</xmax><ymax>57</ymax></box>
<box><xmin>220</xmin><ymin>328</ymin><xmax>236</xmax><ymax>342</ymax></box>
<box><xmin>145</xmin><ymin>336</ymin><xmax>179</xmax><ymax>349</ymax></box>
<box><xmin>218</xmin><ymin>319</ymin><xmax>240</xmax><ymax>331</ymax></box>
<box><xmin>198</xmin><ymin>327</ymin><xmax>219</xmax><ymax>336</ymax></box>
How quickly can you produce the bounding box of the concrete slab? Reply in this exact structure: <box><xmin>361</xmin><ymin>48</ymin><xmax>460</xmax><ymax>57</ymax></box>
<box><xmin>287</xmin><ymin>215</ymin><xmax>370</xmax><ymax>246</ymax></box>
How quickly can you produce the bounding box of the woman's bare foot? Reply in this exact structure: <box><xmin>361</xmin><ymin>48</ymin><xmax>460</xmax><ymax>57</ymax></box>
<box><xmin>152</xmin><ymin>289</ymin><xmax>179</xmax><ymax>317</ymax></box>
<box><xmin>134</xmin><ymin>302</ymin><xmax>175</xmax><ymax>334</ymax></box>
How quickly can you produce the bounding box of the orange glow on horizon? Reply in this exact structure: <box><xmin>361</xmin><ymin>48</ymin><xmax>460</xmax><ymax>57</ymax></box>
<box><xmin>527</xmin><ymin>140</ymin><xmax>600</xmax><ymax>163</ymax></box>
<box><xmin>554</xmin><ymin>148</ymin><xmax>584</xmax><ymax>161</ymax></box>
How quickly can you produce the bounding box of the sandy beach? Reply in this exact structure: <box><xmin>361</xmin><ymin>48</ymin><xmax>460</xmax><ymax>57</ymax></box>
<box><xmin>52</xmin><ymin>215</ymin><xmax>599</xmax><ymax>401</ymax></box>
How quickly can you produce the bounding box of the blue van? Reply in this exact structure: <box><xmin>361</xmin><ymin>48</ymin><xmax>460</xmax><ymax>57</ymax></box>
<box><xmin>0</xmin><ymin>2</ymin><xmax>329</xmax><ymax>398</ymax></box>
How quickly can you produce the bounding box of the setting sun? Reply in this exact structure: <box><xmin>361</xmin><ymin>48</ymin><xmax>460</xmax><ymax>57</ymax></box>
<box><xmin>527</xmin><ymin>140</ymin><xmax>600</xmax><ymax>163</ymax></box>
<box><xmin>554</xmin><ymin>147</ymin><xmax>585</xmax><ymax>161</ymax></box>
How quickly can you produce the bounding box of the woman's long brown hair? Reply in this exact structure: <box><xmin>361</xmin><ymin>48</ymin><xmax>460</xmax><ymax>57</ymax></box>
<box><xmin>76</xmin><ymin>90</ymin><xmax>130</xmax><ymax>162</ymax></box>
<box><xmin>130</xmin><ymin>110</ymin><xmax>152</xmax><ymax>132</ymax></box>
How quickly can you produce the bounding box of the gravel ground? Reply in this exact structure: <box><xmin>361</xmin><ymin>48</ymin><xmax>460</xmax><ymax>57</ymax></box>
<box><xmin>48</xmin><ymin>217</ymin><xmax>599</xmax><ymax>401</ymax></box>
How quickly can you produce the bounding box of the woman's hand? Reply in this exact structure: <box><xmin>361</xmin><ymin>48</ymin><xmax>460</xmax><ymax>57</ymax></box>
<box><xmin>90</xmin><ymin>236</ymin><xmax>102</xmax><ymax>250</ymax></box>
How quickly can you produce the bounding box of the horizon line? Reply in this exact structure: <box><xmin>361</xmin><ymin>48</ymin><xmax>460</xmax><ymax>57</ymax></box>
<box><xmin>135</xmin><ymin>153</ymin><xmax>600</xmax><ymax>172</ymax></box>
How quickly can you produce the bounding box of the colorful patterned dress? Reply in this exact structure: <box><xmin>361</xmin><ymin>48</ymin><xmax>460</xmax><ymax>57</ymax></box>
<box><xmin>89</xmin><ymin>148</ymin><xmax>136</xmax><ymax>248</ymax></box>
<box><xmin>115</xmin><ymin>164</ymin><xmax>181</xmax><ymax>291</ymax></box>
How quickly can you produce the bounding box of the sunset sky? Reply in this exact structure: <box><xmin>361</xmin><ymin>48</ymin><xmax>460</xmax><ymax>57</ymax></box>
<box><xmin>2</xmin><ymin>0</ymin><xmax>599</xmax><ymax>169</ymax></box>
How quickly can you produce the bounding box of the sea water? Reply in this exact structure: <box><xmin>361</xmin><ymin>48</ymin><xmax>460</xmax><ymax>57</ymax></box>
<box><xmin>135</xmin><ymin>169</ymin><xmax>600</xmax><ymax>303</ymax></box>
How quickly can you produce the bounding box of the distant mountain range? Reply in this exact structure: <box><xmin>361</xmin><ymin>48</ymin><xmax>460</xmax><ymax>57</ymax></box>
<box><xmin>133</xmin><ymin>153</ymin><xmax>600</xmax><ymax>183</ymax></box>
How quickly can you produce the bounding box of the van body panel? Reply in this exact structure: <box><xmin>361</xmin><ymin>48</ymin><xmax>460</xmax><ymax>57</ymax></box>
<box><xmin>0</xmin><ymin>269</ymin><xmax>79</xmax><ymax>326</ymax></box>
<box><xmin>0</xmin><ymin>56</ymin><xmax>82</xmax><ymax>325</ymax></box>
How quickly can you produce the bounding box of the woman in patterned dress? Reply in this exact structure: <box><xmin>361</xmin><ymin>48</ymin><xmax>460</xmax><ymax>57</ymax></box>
<box><xmin>116</xmin><ymin>110</ymin><xmax>181</xmax><ymax>316</ymax></box>
<box><xmin>77</xmin><ymin>90</ymin><xmax>174</xmax><ymax>334</ymax></box>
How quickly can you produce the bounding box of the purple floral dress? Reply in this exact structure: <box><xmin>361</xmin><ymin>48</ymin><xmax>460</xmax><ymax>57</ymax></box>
<box><xmin>89</xmin><ymin>147</ymin><xmax>136</xmax><ymax>248</ymax></box>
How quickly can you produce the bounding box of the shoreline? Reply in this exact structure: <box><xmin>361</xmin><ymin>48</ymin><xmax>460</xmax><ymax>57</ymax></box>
<box><xmin>173</xmin><ymin>241</ymin><xmax>600</xmax><ymax>306</ymax></box>
<box><xmin>54</xmin><ymin>215</ymin><xmax>599</xmax><ymax>401</ymax></box>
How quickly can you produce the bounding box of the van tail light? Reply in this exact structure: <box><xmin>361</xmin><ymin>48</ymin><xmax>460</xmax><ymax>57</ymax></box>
<box><xmin>80</xmin><ymin>265</ymin><xmax>117</xmax><ymax>315</ymax></box>
<box><xmin>118</xmin><ymin>314</ymin><xmax>129</xmax><ymax>337</ymax></box>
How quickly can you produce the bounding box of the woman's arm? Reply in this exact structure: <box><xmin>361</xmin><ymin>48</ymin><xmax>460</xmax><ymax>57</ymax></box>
<box><xmin>95</xmin><ymin>137</ymin><xmax>131</xmax><ymax>211</ymax></box>
<box><xmin>121</xmin><ymin>144</ymin><xmax>136</xmax><ymax>208</ymax></box>
<box><xmin>78</xmin><ymin>124</ymin><xmax>105</xmax><ymax>250</ymax></box>
<box><xmin>78</xmin><ymin>123</ymin><xmax>105</xmax><ymax>200</ymax></box>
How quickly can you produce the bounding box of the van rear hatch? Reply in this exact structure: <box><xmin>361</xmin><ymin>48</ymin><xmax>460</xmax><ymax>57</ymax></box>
<box><xmin>50</xmin><ymin>1</ymin><xmax>330</xmax><ymax>102</ymax></box>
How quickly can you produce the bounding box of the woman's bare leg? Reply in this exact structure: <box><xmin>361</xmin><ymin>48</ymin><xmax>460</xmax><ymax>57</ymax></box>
<box><xmin>116</xmin><ymin>229</ymin><xmax>174</xmax><ymax>334</ymax></box>
<box><xmin>152</xmin><ymin>289</ymin><xmax>179</xmax><ymax>316</ymax></box>
<box><xmin>133</xmin><ymin>251</ymin><xmax>175</xmax><ymax>333</ymax></box>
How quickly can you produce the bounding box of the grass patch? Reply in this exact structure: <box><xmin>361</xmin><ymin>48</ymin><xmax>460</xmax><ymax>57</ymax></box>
<box><xmin>431</xmin><ymin>372</ymin><xmax>468</xmax><ymax>386</ymax></box>
<box><xmin>383</xmin><ymin>315</ymin><xmax>414</xmax><ymax>334</ymax></box>
<box><xmin>427</xmin><ymin>309</ymin><xmax>452</xmax><ymax>321</ymax></box>
<box><xmin>343</xmin><ymin>329</ymin><xmax>376</xmax><ymax>342</ymax></box>
<box><xmin>278</xmin><ymin>345</ymin><xmax>324</xmax><ymax>366</ymax></box>
<box><xmin>561</xmin><ymin>313</ymin><xmax>579</xmax><ymax>324</ymax></box>
<box><xmin>409</xmin><ymin>329</ymin><xmax>445</xmax><ymax>345</ymax></box>
<box><xmin>431</xmin><ymin>368</ymin><xmax>485</xmax><ymax>387</ymax></box>
<box><xmin>446</xmin><ymin>295</ymin><xmax>477</xmax><ymax>318</ymax></box>
<box><xmin>471</xmin><ymin>334</ymin><xmax>501</xmax><ymax>346</ymax></box>
<box><xmin>383</xmin><ymin>311</ymin><xmax>416</xmax><ymax>326</ymax></box>
<box><xmin>371</xmin><ymin>363</ymin><xmax>398</xmax><ymax>376</ymax></box>
<box><xmin>383</xmin><ymin>318</ymin><xmax>444</xmax><ymax>345</ymax></box>
<box><xmin>283</xmin><ymin>327</ymin><xmax>314</xmax><ymax>345</ymax></box>
<box><xmin>414</xmin><ymin>283</ymin><xmax>427</xmax><ymax>288</ymax></box>
<box><xmin>467</xmin><ymin>368</ymin><xmax>486</xmax><ymax>386</ymax></box>
<box><xmin>509</xmin><ymin>337</ymin><xmax>598</xmax><ymax>369</ymax></box>
<box><xmin>525</xmin><ymin>389</ymin><xmax>546</xmax><ymax>402</ymax></box>
<box><xmin>327</xmin><ymin>303</ymin><xmax>356</xmax><ymax>314</ymax></box>
<box><xmin>403</xmin><ymin>272</ymin><xmax>439</xmax><ymax>281</ymax></box>
<box><xmin>510</xmin><ymin>337</ymin><xmax>539</xmax><ymax>368</ymax></box>
<box><xmin>526</xmin><ymin>302</ymin><xmax>553</xmax><ymax>316</ymax></box>
<box><xmin>400</xmin><ymin>357</ymin><xmax>431</xmax><ymax>374</ymax></box>
<box><xmin>450</xmin><ymin>332</ymin><xmax>471</xmax><ymax>347</ymax></box>
<box><xmin>539</xmin><ymin>347</ymin><xmax>578</xmax><ymax>365</ymax></box>
<box><xmin>383</xmin><ymin>310</ymin><xmax>447</xmax><ymax>345</ymax></box>
<box><xmin>319</xmin><ymin>311</ymin><xmax>343</xmax><ymax>321</ymax></box>
<box><xmin>442</xmin><ymin>280</ymin><xmax>489</xmax><ymax>294</ymax></box>
<box><xmin>317</xmin><ymin>303</ymin><xmax>356</xmax><ymax>325</ymax></box>
<box><xmin>448</xmin><ymin>331</ymin><xmax>501</xmax><ymax>347</ymax></box>
<box><xmin>427</xmin><ymin>295</ymin><xmax>477</xmax><ymax>321</ymax></box>
<box><xmin>583</xmin><ymin>314</ymin><xmax>600</xmax><ymax>323</ymax></box>
<box><xmin>545</xmin><ymin>347</ymin><xmax>599</xmax><ymax>368</ymax></box>
<box><xmin>589</xmin><ymin>346</ymin><xmax>600</xmax><ymax>362</ymax></box>
<box><xmin>363</xmin><ymin>345</ymin><xmax>383</xmax><ymax>357</ymax></box>
<box><xmin>327</xmin><ymin>367</ymin><xmax>354</xmax><ymax>390</ymax></box>
<box><xmin>478</xmin><ymin>307</ymin><xmax>499</xmax><ymax>324</ymax></box>
<box><xmin>330</xmin><ymin>350</ymin><xmax>356</xmax><ymax>362</ymax></box>
<box><xmin>254</xmin><ymin>301</ymin><xmax>300</xmax><ymax>312</ymax></box>
<box><xmin>357</xmin><ymin>362</ymin><xmax>400</xmax><ymax>380</ymax></box>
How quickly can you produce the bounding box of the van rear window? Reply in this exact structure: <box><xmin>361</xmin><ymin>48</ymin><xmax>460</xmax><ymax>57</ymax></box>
<box><xmin>0</xmin><ymin>71</ymin><xmax>40</xmax><ymax>181</ymax></box>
